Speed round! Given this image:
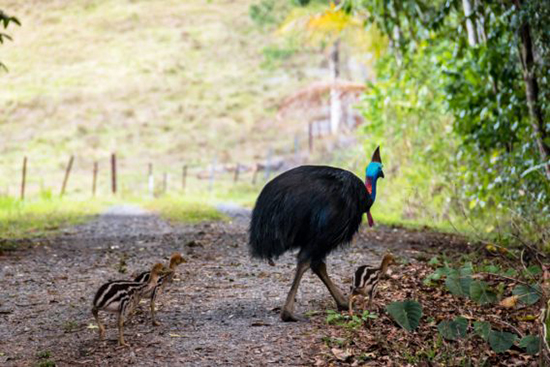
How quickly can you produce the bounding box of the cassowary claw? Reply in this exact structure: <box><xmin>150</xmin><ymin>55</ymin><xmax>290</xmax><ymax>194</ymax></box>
<box><xmin>280</xmin><ymin>309</ymin><xmax>308</xmax><ymax>322</ymax></box>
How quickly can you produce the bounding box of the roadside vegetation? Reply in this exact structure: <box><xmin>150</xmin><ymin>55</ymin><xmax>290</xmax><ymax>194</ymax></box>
<box><xmin>0</xmin><ymin>195</ymin><xmax>105</xmax><ymax>251</ymax></box>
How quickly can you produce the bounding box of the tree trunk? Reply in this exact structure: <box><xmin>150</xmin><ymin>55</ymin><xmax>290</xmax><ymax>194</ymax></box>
<box><xmin>462</xmin><ymin>0</ymin><xmax>478</xmax><ymax>46</ymax></box>
<box><xmin>329</xmin><ymin>38</ymin><xmax>341</xmax><ymax>135</ymax></box>
<box><xmin>474</xmin><ymin>0</ymin><xmax>486</xmax><ymax>43</ymax></box>
<box><xmin>515</xmin><ymin>3</ymin><xmax>550</xmax><ymax>179</ymax></box>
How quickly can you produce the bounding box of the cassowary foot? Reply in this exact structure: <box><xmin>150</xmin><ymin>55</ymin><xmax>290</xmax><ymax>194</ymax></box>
<box><xmin>152</xmin><ymin>320</ymin><xmax>161</xmax><ymax>326</ymax></box>
<box><xmin>336</xmin><ymin>298</ymin><xmax>349</xmax><ymax>312</ymax></box>
<box><xmin>280</xmin><ymin>309</ymin><xmax>302</xmax><ymax>322</ymax></box>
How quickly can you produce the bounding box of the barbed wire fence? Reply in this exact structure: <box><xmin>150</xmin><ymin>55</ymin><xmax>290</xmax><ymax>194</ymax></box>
<box><xmin>0</xmin><ymin>117</ymin><xmax>362</xmax><ymax>201</ymax></box>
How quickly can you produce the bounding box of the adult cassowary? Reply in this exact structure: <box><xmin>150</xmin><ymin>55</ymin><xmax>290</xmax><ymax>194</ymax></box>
<box><xmin>249</xmin><ymin>147</ymin><xmax>384</xmax><ymax>321</ymax></box>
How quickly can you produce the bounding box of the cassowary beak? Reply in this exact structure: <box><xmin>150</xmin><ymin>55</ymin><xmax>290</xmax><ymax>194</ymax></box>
<box><xmin>380</xmin><ymin>170</ymin><xmax>385</xmax><ymax>179</ymax></box>
<box><xmin>371</xmin><ymin>146</ymin><xmax>382</xmax><ymax>163</ymax></box>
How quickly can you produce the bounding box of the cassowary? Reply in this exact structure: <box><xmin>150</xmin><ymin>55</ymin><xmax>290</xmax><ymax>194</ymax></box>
<box><xmin>249</xmin><ymin>147</ymin><xmax>384</xmax><ymax>321</ymax></box>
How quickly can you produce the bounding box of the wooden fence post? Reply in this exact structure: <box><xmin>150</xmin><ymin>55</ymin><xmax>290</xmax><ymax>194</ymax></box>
<box><xmin>233</xmin><ymin>163</ymin><xmax>240</xmax><ymax>184</ymax></box>
<box><xmin>182</xmin><ymin>165</ymin><xmax>188</xmax><ymax>192</ymax></box>
<box><xmin>252</xmin><ymin>163</ymin><xmax>258</xmax><ymax>185</ymax></box>
<box><xmin>20</xmin><ymin>156</ymin><xmax>27</xmax><ymax>200</ymax></box>
<box><xmin>60</xmin><ymin>155</ymin><xmax>74</xmax><ymax>197</ymax></box>
<box><xmin>92</xmin><ymin>161</ymin><xmax>98</xmax><ymax>197</ymax></box>
<box><xmin>111</xmin><ymin>153</ymin><xmax>117</xmax><ymax>194</ymax></box>
<box><xmin>148</xmin><ymin>163</ymin><xmax>154</xmax><ymax>197</ymax></box>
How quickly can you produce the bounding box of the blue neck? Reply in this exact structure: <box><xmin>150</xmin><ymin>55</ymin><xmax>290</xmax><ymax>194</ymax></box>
<box><xmin>366</xmin><ymin>176</ymin><xmax>379</xmax><ymax>202</ymax></box>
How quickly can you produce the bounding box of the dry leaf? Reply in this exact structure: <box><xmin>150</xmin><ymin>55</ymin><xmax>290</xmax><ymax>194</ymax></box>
<box><xmin>331</xmin><ymin>348</ymin><xmax>352</xmax><ymax>361</ymax></box>
<box><xmin>499</xmin><ymin>295</ymin><xmax>519</xmax><ymax>309</ymax></box>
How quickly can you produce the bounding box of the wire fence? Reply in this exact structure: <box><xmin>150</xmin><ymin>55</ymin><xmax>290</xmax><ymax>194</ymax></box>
<box><xmin>0</xmin><ymin>117</ymin><xmax>364</xmax><ymax>201</ymax></box>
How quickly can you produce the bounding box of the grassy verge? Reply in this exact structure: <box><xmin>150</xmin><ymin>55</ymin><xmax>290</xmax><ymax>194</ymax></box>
<box><xmin>143</xmin><ymin>195</ymin><xmax>227</xmax><ymax>224</ymax></box>
<box><xmin>137</xmin><ymin>181</ymin><xmax>260</xmax><ymax>224</ymax></box>
<box><xmin>0</xmin><ymin>195</ymin><xmax>108</xmax><ymax>251</ymax></box>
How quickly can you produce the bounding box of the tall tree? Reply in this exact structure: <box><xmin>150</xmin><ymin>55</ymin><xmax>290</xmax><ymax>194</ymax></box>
<box><xmin>343</xmin><ymin>0</ymin><xmax>550</xmax><ymax>180</ymax></box>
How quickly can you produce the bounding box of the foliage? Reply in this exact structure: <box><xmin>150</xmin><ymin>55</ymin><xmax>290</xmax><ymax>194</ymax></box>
<box><xmin>346</xmin><ymin>0</ymin><xmax>550</xmax><ymax>247</ymax></box>
<box><xmin>249</xmin><ymin>0</ymin><xmax>291</xmax><ymax>28</ymax></box>
<box><xmin>437</xmin><ymin>316</ymin><xmax>468</xmax><ymax>341</ymax></box>
<box><xmin>473</xmin><ymin>321</ymin><xmax>491</xmax><ymax>341</ymax></box>
<box><xmin>470</xmin><ymin>280</ymin><xmax>497</xmax><ymax>305</ymax></box>
<box><xmin>488</xmin><ymin>330</ymin><xmax>518</xmax><ymax>354</ymax></box>
<box><xmin>275</xmin><ymin>0</ymin><xmax>387</xmax><ymax>58</ymax></box>
<box><xmin>444</xmin><ymin>264</ymin><xmax>472</xmax><ymax>297</ymax></box>
<box><xmin>424</xmin><ymin>253</ymin><xmax>549</xmax><ymax>356</ymax></box>
<box><xmin>520</xmin><ymin>335</ymin><xmax>541</xmax><ymax>355</ymax></box>
<box><xmin>386</xmin><ymin>299</ymin><xmax>422</xmax><ymax>332</ymax></box>
<box><xmin>326</xmin><ymin>309</ymin><xmax>377</xmax><ymax>330</ymax></box>
<box><xmin>512</xmin><ymin>284</ymin><xmax>542</xmax><ymax>306</ymax></box>
<box><xmin>0</xmin><ymin>9</ymin><xmax>20</xmax><ymax>71</ymax></box>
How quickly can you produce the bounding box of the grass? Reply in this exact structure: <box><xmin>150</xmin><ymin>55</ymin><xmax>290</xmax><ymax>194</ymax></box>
<box><xmin>0</xmin><ymin>175</ymin><xmax>262</xmax><ymax>246</ymax></box>
<box><xmin>0</xmin><ymin>0</ymin><xmax>326</xmax><ymax>197</ymax></box>
<box><xmin>0</xmin><ymin>195</ymin><xmax>108</xmax><ymax>251</ymax></box>
<box><xmin>136</xmin><ymin>179</ymin><xmax>261</xmax><ymax>223</ymax></box>
<box><xmin>144</xmin><ymin>195</ymin><xmax>227</xmax><ymax>224</ymax></box>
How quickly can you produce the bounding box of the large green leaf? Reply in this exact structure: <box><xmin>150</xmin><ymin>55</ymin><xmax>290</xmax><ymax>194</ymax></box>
<box><xmin>386</xmin><ymin>300</ymin><xmax>423</xmax><ymax>332</ymax></box>
<box><xmin>470</xmin><ymin>280</ymin><xmax>497</xmax><ymax>305</ymax></box>
<box><xmin>445</xmin><ymin>269</ymin><xmax>471</xmax><ymax>298</ymax></box>
<box><xmin>437</xmin><ymin>316</ymin><xmax>468</xmax><ymax>341</ymax></box>
<box><xmin>512</xmin><ymin>284</ymin><xmax>541</xmax><ymax>306</ymax></box>
<box><xmin>488</xmin><ymin>331</ymin><xmax>517</xmax><ymax>353</ymax></box>
<box><xmin>519</xmin><ymin>335</ymin><xmax>540</xmax><ymax>355</ymax></box>
<box><xmin>473</xmin><ymin>321</ymin><xmax>491</xmax><ymax>341</ymax></box>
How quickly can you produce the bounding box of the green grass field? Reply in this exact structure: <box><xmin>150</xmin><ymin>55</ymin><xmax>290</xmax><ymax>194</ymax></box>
<box><xmin>0</xmin><ymin>0</ymin><xmax>326</xmax><ymax>198</ymax></box>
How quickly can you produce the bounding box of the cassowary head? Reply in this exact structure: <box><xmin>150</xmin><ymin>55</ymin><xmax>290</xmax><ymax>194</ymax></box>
<box><xmin>365</xmin><ymin>146</ymin><xmax>384</xmax><ymax>227</ymax></box>
<box><xmin>366</xmin><ymin>146</ymin><xmax>384</xmax><ymax>181</ymax></box>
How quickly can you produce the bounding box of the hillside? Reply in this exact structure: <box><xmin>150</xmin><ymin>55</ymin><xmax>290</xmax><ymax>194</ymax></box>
<box><xmin>0</xmin><ymin>0</ymin><xmax>329</xmax><ymax>196</ymax></box>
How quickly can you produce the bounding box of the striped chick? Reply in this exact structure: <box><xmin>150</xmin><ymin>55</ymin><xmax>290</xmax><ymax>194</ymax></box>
<box><xmin>92</xmin><ymin>263</ymin><xmax>172</xmax><ymax>346</ymax></box>
<box><xmin>348</xmin><ymin>253</ymin><xmax>395</xmax><ymax>314</ymax></box>
<box><xmin>134</xmin><ymin>252</ymin><xmax>185</xmax><ymax>326</ymax></box>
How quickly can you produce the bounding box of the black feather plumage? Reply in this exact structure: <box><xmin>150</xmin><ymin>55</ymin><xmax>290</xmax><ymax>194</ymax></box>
<box><xmin>248</xmin><ymin>165</ymin><xmax>372</xmax><ymax>264</ymax></box>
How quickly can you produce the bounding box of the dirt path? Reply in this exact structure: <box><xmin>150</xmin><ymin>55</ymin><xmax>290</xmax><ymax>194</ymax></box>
<box><xmin>0</xmin><ymin>206</ymin><xmax>467</xmax><ymax>366</ymax></box>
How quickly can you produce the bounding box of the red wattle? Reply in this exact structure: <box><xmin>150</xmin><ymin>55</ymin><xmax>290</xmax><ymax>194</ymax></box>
<box><xmin>367</xmin><ymin>211</ymin><xmax>374</xmax><ymax>227</ymax></box>
<box><xmin>365</xmin><ymin>180</ymin><xmax>372</xmax><ymax>195</ymax></box>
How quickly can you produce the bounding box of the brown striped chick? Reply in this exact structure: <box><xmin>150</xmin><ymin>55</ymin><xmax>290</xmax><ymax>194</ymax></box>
<box><xmin>348</xmin><ymin>254</ymin><xmax>395</xmax><ymax>314</ymax></box>
<box><xmin>134</xmin><ymin>253</ymin><xmax>185</xmax><ymax>325</ymax></box>
<box><xmin>92</xmin><ymin>263</ymin><xmax>172</xmax><ymax>346</ymax></box>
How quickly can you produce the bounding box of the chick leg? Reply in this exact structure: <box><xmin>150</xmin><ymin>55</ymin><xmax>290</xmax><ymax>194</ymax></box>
<box><xmin>348</xmin><ymin>294</ymin><xmax>357</xmax><ymax>315</ymax></box>
<box><xmin>150</xmin><ymin>298</ymin><xmax>160</xmax><ymax>326</ymax></box>
<box><xmin>281</xmin><ymin>260</ymin><xmax>310</xmax><ymax>322</ymax></box>
<box><xmin>92</xmin><ymin>307</ymin><xmax>105</xmax><ymax>340</ymax></box>
<box><xmin>311</xmin><ymin>261</ymin><xmax>348</xmax><ymax>311</ymax></box>
<box><xmin>117</xmin><ymin>313</ymin><xmax>127</xmax><ymax>347</ymax></box>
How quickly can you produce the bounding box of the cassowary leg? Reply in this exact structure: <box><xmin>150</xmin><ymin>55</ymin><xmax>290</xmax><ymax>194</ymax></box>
<box><xmin>281</xmin><ymin>261</ymin><xmax>310</xmax><ymax>322</ymax></box>
<box><xmin>311</xmin><ymin>261</ymin><xmax>348</xmax><ymax>311</ymax></box>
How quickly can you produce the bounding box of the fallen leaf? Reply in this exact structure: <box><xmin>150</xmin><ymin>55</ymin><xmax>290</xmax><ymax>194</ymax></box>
<box><xmin>516</xmin><ymin>314</ymin><xmax>538</xmax><ymax>322</ymax></box>
<box><xmin>331</xmin><ymin>348</ymin><xmax>352</xmax><ymax>362</ymax></box>
<box><xmin>86</xmin><ymin>324</ymin><xmax>98</xmax><ymax>329</ymax></box>
<box><xmin>499</xmin><ymin>295</ymin><xmax>519</xmax><ymax>309</ymax></box>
